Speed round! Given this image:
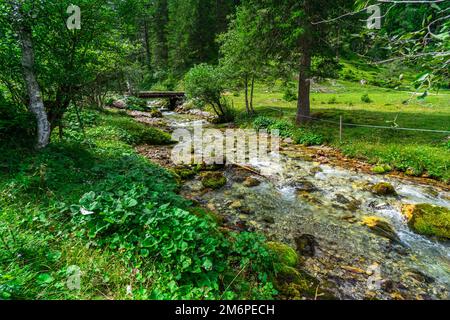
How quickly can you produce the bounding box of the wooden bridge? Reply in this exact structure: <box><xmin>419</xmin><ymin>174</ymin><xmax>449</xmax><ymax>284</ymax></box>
<box><xmin>137</xmin><ymin>91</ymin><xmax>186</xmax><ymax>109</ymax></box>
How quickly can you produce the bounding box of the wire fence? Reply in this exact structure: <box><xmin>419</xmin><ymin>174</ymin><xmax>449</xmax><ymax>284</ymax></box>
<box><xmin>296</xmin><ymin>114</ymin><xmax>450</xmax><ymax>134</ymax></box>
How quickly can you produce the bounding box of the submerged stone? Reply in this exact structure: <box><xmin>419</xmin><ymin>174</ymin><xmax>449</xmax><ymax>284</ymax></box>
<box><xmin>243</xmin><ymin>176</ymin><xmax>261</xmax><ymax>188</ymax></box>
<box><xmin>295</xmin><ymin>180</ymin><xmax>318</xmax><ymax>193</ymax></box>
<box><xmin>402</xmin><ymin>204</ymin><xmax>450</xmax><ymax>239</ymax></box>
<box><xmin>295</xmin><ymin>234</ymin><xmax>316</xmax><ymax>257</ymax></box>
<box><xmin>361</xmin><ymin>216</ymin><xmax>401</xmax><ymax>243</ymax></box>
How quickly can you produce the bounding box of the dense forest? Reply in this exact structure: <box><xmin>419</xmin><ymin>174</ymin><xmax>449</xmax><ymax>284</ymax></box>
<box><xmin>0</xmin><ymin>0</ymin><xmax>449</xmax><ymax>301</ymax></box>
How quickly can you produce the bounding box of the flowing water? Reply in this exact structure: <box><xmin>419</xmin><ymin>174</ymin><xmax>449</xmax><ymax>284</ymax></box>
<box><xmin>157</xmin><ymin>109</ymin><xmax>450</xmax><ymax>300</ymax></box>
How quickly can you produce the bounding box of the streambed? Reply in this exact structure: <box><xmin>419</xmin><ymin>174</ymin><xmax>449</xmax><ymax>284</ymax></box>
<box><xmin>138</xmin><ymin>107</ymin><xmax>450</xmax><ymax>300</ymax></box>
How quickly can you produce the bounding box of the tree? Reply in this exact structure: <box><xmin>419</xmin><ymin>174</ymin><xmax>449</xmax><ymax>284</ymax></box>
<box><xmin>219</xmin><ymin>5</ymin><xmax>265</xmax><ymax>115</ymax></box>
<box><xmin>235</xmin><ymin>0</ymin><xmax>356</xmax><ymax>124</ymax></box>
<box><xmin>184</xmin><ymin>64</ymin><xmax>233</xmax><ymax>122</ymax></box>
<box><xmin>0</xmin><ymin>0</ymin><xmax>134</xmax><ymax>144</ymax></box>
<box><xmin>2</xmin><ymin>0</ymin><xmax>50</xmax><ymax>149</ymax></box>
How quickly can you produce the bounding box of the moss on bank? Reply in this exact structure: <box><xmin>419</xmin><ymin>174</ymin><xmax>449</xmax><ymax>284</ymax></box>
<box><xmin>402</xmin><ymin>204</ymin><xmax>450</xmax><ymax>239</ymax></box>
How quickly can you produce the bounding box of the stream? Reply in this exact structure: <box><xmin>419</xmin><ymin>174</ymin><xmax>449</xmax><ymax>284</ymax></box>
<box><xmin>137</xmin><ymin>105</ymin><xmax>450</xmax><ymax>300</ymax></box>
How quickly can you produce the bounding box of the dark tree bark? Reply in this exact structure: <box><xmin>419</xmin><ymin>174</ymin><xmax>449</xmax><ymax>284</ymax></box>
<box><xmin>296</xmin><ymin>2</ymin><xmax>312</xmax><ymax>125</ymax></box>
<box><xmin>296</xmin><ymin>41</ymin><xmax>312</xmax><ymax>125</ymax></box>
<box><xmin>143</xmin><ymin>18</ymin><xmax>152</xmax><ymax>72</ymax></box>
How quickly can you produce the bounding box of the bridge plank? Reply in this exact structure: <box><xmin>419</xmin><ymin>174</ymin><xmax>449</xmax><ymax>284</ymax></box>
<box><xmin>138</xmin><ymin>92</ymin><xmax>185</xmax><ymax>99</ymax></box>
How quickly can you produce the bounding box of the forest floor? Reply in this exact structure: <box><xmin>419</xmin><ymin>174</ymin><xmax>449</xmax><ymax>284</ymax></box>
<box><xmin>231</xmin><ymin>80</ymin><xmax>450</xmax><ymax>183</ymax></box>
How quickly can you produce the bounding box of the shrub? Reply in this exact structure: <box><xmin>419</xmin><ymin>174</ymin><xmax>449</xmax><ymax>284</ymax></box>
<box><xmin>294</xmin><ymin>130</ymin><xmax>324</xmax><ymax>146</ymax></box>
<box><xmin>361</xmin><ymin>94</ymin><xmax>373</xmax><ymax>103</ymax></box>
<box><xmin>328</xmin><ymin>97</ymin><xmax>338</xmax><ymax>104</ymax></box>
<box><xmin>126</xmin><ymin>97</ymin><xmax>148</xmax><ymax>111</ymax></box>
<box><xmin>253</xmin><ymin>116</ymin><xmax>276</xmax><ymax>130</ymax></box>
<box><xmin>282</xmin><ymin>84</ymin><xmax>297</xmax><ymax>102</ymax></box>
<box><xmin>268</xmin><ymin>120</ymin><xmax>295</xmax><ymax>138</ymax></box>
<box><xmin>0</xmin><ymin>96</ymin><xmax>35</xmax><ymax>144</ymax></box>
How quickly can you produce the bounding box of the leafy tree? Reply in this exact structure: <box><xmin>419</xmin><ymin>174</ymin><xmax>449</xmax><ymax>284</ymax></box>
<box><xmin>219</xmin><ymin>5</ymin><xmax>266</xmax><ymax>115</ymax></box>
<box><xmin>232</xmin><ymin>0</ymin><xmax>356</xmax><ymax>124</ymax></box>
<box><xmin>0</xmin><ymin>0</ymin><xmax>135</xmax><ymax>146</ymax></box>
<box><xmin>184</xmin><ymin>64</ymin><xmax>233</xmax><ymax>122</ymax></box>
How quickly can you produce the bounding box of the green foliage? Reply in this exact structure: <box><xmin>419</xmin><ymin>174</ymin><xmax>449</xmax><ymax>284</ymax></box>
<box><xmin>294</xmin><ymin>130</ymin><xmax>324</xmax><ymax>147</ymax></box>
<box><xmin>125</xmin><ymin>97</ymin><xmax>148</xmax><ymax>112</ymax></box>
<box><xmin>282</xmin><ymin>84</ymin><xmax>298</xmax><ymax>102</ymax></box>
<box><xmin>361</xmin><ymin>94</ymin><xmax>373</xmax><ymax>104</ymax></box>
<box><xmin>185</xmin><ymin>64</ymin><xmax>234</xmax><ymax>122</ymax></box>
<box><xmin>252</xmin><ymin>116</ymin><xmax>323</xmax><ymax>146</ymax></box>
<box><xmin>0</xmin><ymin>109</ymin><xmax>276</xmax><ymax>300</ymax></box>
<box><xmin>252</xmin><ymin>117</ymin><xmax>293</xmax><ymax>138</ymax></box>
<box><xmin>253</xmin><ymin>116</ymin><xmax>276</xmax><ymax>131</ymax></box>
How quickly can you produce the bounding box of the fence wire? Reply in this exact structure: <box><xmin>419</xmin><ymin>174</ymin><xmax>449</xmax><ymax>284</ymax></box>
<box><xmin>295</xmin><ymin>114</ymin><xmax>450</xmax><ymax>134</ymax></box>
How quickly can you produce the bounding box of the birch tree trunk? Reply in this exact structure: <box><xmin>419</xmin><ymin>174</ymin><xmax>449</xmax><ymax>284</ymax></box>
<box><xmin>12</xmin><ymin>3</ymin><xmax>50</xmax><ymax>149</ymax></box>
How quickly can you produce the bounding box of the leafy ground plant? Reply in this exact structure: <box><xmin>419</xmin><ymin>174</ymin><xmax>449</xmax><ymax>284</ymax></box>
<box><xmin>0</xmin><ymin>108</ymin><xmax>277</xmax><ymax>300</ymax></box>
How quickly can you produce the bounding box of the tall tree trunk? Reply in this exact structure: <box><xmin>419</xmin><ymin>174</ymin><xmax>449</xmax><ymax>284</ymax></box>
<box><xmin>296</xmin><ymin>39</ymin><xmax>312</xmax><ymax>125</ymax></box>
<box><xmin>296</xmin><ymin>0</ymin><xmax>313</xmax><ymax>126</ymax></box>
<box><xmin>250</xmin><ymin>74</ymin><xmax>255</xmax><ymax>114</ymax></box>
<box><xmin>17</xmin><ymin>19</ymin><xmax>50</xmax><ymax>149</ymax></box>
<box><xmin>143</xmin><ymin>18</ymin><xmax>152</xmax><ymax>72</ymax></box>
<box><xmin>244</xmin><ymin>74</ymin><xmax>250</xmax><ymax>114</ymax></box>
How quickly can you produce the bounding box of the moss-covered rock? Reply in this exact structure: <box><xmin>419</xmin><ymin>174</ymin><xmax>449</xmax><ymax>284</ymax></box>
<box><xmin>149</xmin><ymin>109</ymin><xmax>163</xmax><ymax>118</ymax></box>
<box><xmin>172</xmin><ymin>166</ymin><xmax>197</xmax><ymax>180</ymax></box>
<box><xmin>361</xmin><ymin>216</ymin><xmax>401</xmax><ymax>243</ymax></box>
<box><xmin>275</xmin><ymin>266</ymin><xmax>334</xmax><ymax>300</ymax></box>
<box><xmin>402</xmin><ymin>204</ymin><xmax>450</xmax><ymax>239</ymax></box>
<box><xmin>371</xmin><ymin>182</ymin><xmax>397</xmax><ymax>196</ymax></box>
<box><xmin>372</xmin><ymin>164</ymin><xmax>392</xmax><ymax>174</ymax></box>
<box><xmin>266</xmin><ymin>242</ymin><xmax>298</xmax><ymax>267</ymax></box>
<box><xmin>201</xmin><ymin>172</ymin><xmax>227</xmax><ymax>190</ymax></box>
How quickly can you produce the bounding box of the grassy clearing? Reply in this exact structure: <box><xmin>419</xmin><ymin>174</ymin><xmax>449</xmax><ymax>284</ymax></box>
<box><xmin>231</xmin><ymin>80</ymin><xmax>450</xmax><ymax>182</ymax></box>
<box><xmin>0</xmin><ymin>108</ymin><xmax>277</xmax><ymax>300</ymax></box>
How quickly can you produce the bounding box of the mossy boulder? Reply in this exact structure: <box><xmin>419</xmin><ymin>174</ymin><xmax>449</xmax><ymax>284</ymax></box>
<box><xmin>372</xmin><ymin>164</ymin><xmax>392</xmax><ymax>174</ymax></box>
<box><xmin>149</xmin><ymin>109</ymin><xmax>163</xmax><ymax>118</ymax></box>
<box><xmin>361</xmin><ymin>216</ymin><xmax>401</xmax><ymax>243</ymax></box>
<box><xmin>402</xmin><ymin>204</ymin><xmax>450</xmax><ymax>239</ymax></box>
<box><xmin>266</xmin><ymin>241</ymin><xmax>298</xmax><ymax>267</ymax></box>
<box><xmin>371</xmin><ymin>182</ymin><xmax>397</xmax><ymax>196</ymax></box>
<box><xmin>172</xmin><ymin>166</ymin><xmax>197</xmax><ymax>180</ymax></box>
<box><xmin>276</xmin><ymin>266</ymin><xmax>333</xmax><ymax>300</ymax></box>
<box><xmin>201</xmin><ymin>172</ymin><xmax>227</xmax><ymax>190</ymax></box>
